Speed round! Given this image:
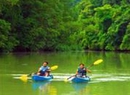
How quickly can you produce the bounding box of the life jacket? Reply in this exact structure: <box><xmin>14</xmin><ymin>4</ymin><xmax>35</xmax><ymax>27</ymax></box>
<box><xmin>39</xmin><ymin>66</ymin><xmax>50</xmax><ymax>72</ymax></box>
<box><xmin>77</xmin><ymin>67</ymin><xmax>86</xmax><ymax>76</ymax></box>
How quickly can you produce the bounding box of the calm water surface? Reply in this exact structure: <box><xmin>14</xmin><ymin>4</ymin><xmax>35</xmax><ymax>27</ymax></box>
<box><xmin>0</xmin><ymin>51</ymin><xmax>130</xmax><ymax>95</ymax></box>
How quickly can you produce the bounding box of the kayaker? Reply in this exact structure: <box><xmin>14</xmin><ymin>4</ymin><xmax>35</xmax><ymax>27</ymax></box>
<box><xmin>76</xmin><ymin>63</ymin><xmax>91</xmax><ymax>77</ymax></box>
<box><xmin>37</xmin><ymin>61</ymin><xmax>51</xmax><ymax>76</ymax></box>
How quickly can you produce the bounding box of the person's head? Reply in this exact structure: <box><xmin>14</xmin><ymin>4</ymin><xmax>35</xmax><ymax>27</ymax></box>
<box><xmin>43</xmin><ymin>61</ymin><xmax>48</xmax><ymax>66</ymax></box>
<box><xmin>79</xmin><ymin>63</ymin><xmax>85</xmax><ymax>69</ymax></box>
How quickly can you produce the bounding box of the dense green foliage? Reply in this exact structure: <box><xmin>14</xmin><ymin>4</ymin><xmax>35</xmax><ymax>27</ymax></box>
<box><xmin>0</xmin><ymin>0</ymin><xmax>130</xmax><ymax>52</ymax></box>
<box><xmin>74</xmin><ymin>0</ymin><xmax>130</xmax><ymax>51</ymax></box>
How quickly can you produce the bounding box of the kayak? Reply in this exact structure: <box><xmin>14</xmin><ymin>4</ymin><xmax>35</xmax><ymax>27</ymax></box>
<box><xmin>71</xmin><ymin>76</ymin><xmax>90</xmax><ymax>83</ymax></box>
<box><xmin>32</xmin><ymin>75</ymin><xmax>53</xmax><ymax>81</ymax></box>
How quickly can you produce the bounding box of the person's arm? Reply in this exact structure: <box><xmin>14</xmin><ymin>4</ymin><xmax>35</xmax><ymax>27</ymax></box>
<box><xmin>38</xmin><ymin>68</ymin><xmax>41</xmax><ymax>72</ymax></box>
<box><xmin>86</xmin><ymin>68</ymin><xmax>91</xmax><ymax>73</ymax></box>
<box><xmin>76</xmin><ymin>70</ymin><xmax>78</xmax><ymax>75</ymax></box>
<box><xmin>37</xmin><ymin>66</ymin><xmax>42</xmax><ymax>73</ymax></box>
<box><xmin>75</xmin><ymin>68</ymin><xmax>79</xmax><ymax>76</ymax></box>
<box><xmin>46</xmin><ymin>67</ymin><xmax>51</xmax><ymax>72</ymax></box>
<box><xmin>37</xmin><ymin>66</ymin><xmax>42</xmax><ymax>75</ymax></box>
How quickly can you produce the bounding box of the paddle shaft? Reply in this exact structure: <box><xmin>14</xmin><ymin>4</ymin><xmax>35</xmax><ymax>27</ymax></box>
<box><xmin>67</xmin><ymin>75</ymin><xmax>76</xmax><ymax>80</ymax></box>
<box><xmin>88</xmin><ymin>63</ymin><xmax>94</xmax><ymax>68</ymax></box>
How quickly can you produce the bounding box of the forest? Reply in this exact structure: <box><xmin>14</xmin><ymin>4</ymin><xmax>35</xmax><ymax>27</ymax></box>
<box><xmin>0</xmin><ymin>0</ymin><xmax>130</xmax><ymax>52</ymax></box>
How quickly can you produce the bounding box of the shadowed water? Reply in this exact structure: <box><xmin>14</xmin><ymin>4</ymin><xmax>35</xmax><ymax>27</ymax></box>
<box><xmin>0</xmin><ymin>51</ymin><xmax>130</xmax><ymax>95</ymax></box>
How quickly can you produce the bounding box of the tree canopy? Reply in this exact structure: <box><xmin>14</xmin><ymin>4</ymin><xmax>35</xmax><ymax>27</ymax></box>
<box><xmin>0</xmin><ymin>0</ymin><xmax>130</xmax><ymax>52</ymax></box>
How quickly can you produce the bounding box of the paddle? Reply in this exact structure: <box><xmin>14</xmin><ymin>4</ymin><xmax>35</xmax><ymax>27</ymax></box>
<box><xmin>64</xmin><ymin>59</ymin><xmax>103</xmax><ymax>82</ymax></box>
<box><xmin>20</xmin><ymin>65</ymin><xmax>58</xmax><ymax>82</ymax></box>
<box><xmin>88</xmin><ymin>59</ymin><xmax>103</xmax><ymax>68</ymax></box>
<box><xmin>50</xmin><ymin>65</ymin><xmax>58</xmax><ymax>70</ymax></box>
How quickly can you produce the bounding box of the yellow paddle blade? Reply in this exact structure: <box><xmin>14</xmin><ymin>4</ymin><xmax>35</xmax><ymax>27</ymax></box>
<box><xmin>64</xmin><ymin>78</ymin><xmax>69</xmax><ymax>82</ymax></box>
<box><xmin>20</xmin><ymin>74</ymin><xmax>28</xmax><ymax>82</ymax></box>
<box><xmin>50</xmin><ymin>65</ymin><xmax>58</xmax><ymax>70</ymax></box>
<box><xmin>93</xmin><ymin>59</ymin><xmax>103</xmax><ymax>65</ymax></box>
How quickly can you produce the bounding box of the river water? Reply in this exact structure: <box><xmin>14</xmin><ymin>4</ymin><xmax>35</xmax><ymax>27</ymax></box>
<box><xmin>0</xmin><ymin>51</ymin><xmax>130</xmax><ymax>95</ymax></box>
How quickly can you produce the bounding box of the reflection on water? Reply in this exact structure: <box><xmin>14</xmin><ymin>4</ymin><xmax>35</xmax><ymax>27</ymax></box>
<box><xmin>72</xmin><ymin>83</ymin><xmax>88</xmax><ymax>91</ymax></box>
<box><xmin>2</xmin><ymin>72</ymin><xmax>130</xmax><ymax>95</ymax></box>
<box><xmin>32</xmin><ymin>81</ymin><xmax>57</xmax><ymax>95</ymax></box>
<box><xmin>32</xmin><ymin>80</ymin><xmax>90</xmax><ymax>95</ymax></box>
<box><xmin>32</xmin><ymin>81</ymin><xmax>50</xmax><ymax>90</ymax></box>
<box><xmin>29</xmin><ymin>72</ymin><xmax>130</xmax><ymax>95</ymax></box>
<box><xmin>71</xmin><ymin>83</ymin><xmax>90</xmax><ymax>95</ymax></box>
<box><xmin>1</xmin><ymin>51</ymin><xmax>130</xmax><ymax>95</ymax></box>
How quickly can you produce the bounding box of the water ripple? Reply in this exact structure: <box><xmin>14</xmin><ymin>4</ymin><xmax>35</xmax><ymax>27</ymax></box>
<box><xmin>11</xmin><ymin>73</ymin><xmax>130</xmax><ymax>82</ymax></box>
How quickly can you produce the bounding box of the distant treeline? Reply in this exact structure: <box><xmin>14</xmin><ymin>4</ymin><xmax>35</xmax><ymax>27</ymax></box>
<box><xmin>0</xmin><ymin>0</ymin><xmax>130</xmax><ymax>52</ymax></box>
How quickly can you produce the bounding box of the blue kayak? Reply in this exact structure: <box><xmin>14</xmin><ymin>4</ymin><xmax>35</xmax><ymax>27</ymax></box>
<box><xmin>71</xmin><ymin>76</ymin><xmax>90</xmax><ymax>83</ymax></box>
<box><xmin>32</xmin><ymin>75</ymin><xmax>53</xmax><ymax>81</ymax></box>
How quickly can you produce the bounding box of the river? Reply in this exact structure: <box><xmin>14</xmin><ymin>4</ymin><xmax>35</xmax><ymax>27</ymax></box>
<box><xmin>0</xmin><ymin>51</ymin><xmax>130</xmax><ymax>95</ymax></box>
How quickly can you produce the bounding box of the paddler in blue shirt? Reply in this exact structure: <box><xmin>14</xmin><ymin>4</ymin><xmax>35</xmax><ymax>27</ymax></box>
<box><xmin>76</xmin><ymin>63</ymin><xmax>91</xmax><ymax>77</ymax></box>
<box><xmin>37</xmin><ymin>61</ymin><xmax>50</xmax><ymax>76</ymax></box>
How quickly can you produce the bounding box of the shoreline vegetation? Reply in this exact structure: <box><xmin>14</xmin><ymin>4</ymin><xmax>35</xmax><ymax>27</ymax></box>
<box><xmin>0</xmin><ymin>0</ymin><xmax>130</xmax><ymax>52</ymax></box>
